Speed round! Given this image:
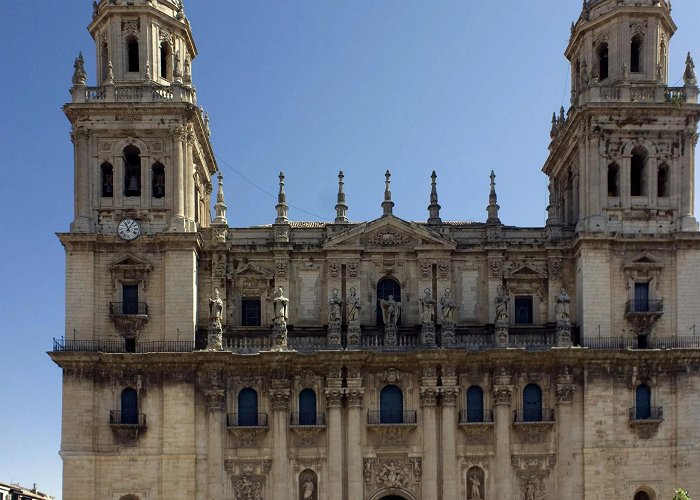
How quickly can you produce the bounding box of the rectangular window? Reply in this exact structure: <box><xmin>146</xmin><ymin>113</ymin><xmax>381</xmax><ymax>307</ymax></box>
<box><xmin>123</xmin><ymin>284</ymin><xmax>139</xmax><ymax>315</ymax></box>
<box><xmin>634</xmin><ymin>283</ymin><xmax>650</xmax><ymax>312</ymax></box>
<box><xmin>514</xmin><ymin>296</ymin><xmax>533</xmax><ymax>324</ymax></box>
<box><xmin>241</xmin><ymin>298</ymin><xmax>261</xmax><ymax>326</ymax></box>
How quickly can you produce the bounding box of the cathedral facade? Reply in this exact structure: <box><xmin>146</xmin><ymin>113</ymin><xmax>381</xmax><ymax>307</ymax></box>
<box><xmin>51</xmin><ymin>1</ymin><xmax>700</xmax><ymax>499</ymax></box>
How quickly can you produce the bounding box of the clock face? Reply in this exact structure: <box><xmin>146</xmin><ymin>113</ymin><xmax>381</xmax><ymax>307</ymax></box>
<box><xmin>117</xmin><ymin>219</ymin><xmax>141</xmax><ymax>241</ymax></box>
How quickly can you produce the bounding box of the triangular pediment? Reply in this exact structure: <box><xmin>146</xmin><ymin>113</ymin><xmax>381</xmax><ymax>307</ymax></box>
<box><xmin>323</xmin><ymin>215</ymin><xmax>456</xmax><ymax>250</ymax></box>
<box><xmin>109</xmin><ymin>254</ymin><xmax>153</xmax><ymax>271</ymax></box>
<box><xmin>624</xmin><ymin>253</ymin><xmax>663</xmax><ymax>270</ymax></box>
<box><xmin>233</xmin><ymin>262</ymin><xmax>273</xmax><ymax>278</ymax></box>
<box><xmin>505</xmin><ymin>264</ymin><xmax>547</xmax><ymax>279</ymax></box>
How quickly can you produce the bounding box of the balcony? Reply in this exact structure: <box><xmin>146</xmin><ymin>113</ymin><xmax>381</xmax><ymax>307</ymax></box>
<box><xmin>73</xmin><ymin>83</ymin><xmax>197</xmax><ymax>105</ymax></box>
<box><xmin>625</xmin><ymin>300</ymin><xmax>664</xmax><ymax>336</ymax></box>
<box><xmin>226</xmin><ymin>412</ymin><xmax>269</xmax><ymax>448</ymax></box>
<box><xmin>629</xmin><ymin>406</ymin><xmax>664</xmax><ymax>439</ymax></box>
<box><xmin>109</xmin><ymin>410</ymin><xmax>146</xmax><ymax>446</ymax></box>
<box><xmin>513</xmin><ymin>408</ymin><xmax>555</xmax><ymax>444</ymax></box>
<box><xmin>458</xmin><ymin>409</ymin><xmax>494</xmax><ymax>444</ymax></box>
<box><xmin>109</xmin><ymin>302</ymin><xmax>149</xmax><ymax>338</ymax></box>
<box><xmin>367</xmin><ymin>410</ymin><xmax>417</xmax><ymax>445</ymax></box>
<box><xmin>52</xmin><ymin>338</ymin><xmax>195</xmax><ymax>353</ymax></box>
<box><xmin>290</xmin><ymin>412</ymin><xmax>327</xmax><ymax>446</ymax></box>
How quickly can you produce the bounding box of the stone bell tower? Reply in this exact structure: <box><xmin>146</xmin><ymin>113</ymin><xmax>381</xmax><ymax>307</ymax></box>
<box><xmin>543</xmin><ymin>0</ymin><xmax>700</xmax><ymax>339</ymax></box>
<box><xmin>61</xmin><ymin>0</ymin><xmax>217</xmax><ymax>346</ymax></box>
<box><xmin>543</xmin><ymin>0</ymin><xmax>699</xmax><ymax>235</ymax></box>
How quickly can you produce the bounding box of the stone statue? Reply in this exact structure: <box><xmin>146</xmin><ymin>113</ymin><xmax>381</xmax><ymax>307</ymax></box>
<box><xmin>380</xmin><ymin>295</ymin><xmax>401</xmax><ymax>326</ymax></box>
<box><xmin>419</xmin><ymin>288</ymin><xmax>435</xmax><ymax>324</ymax></box>
<box><xmin>495</xmin><ymin>285</ymin><xmax>509</xmax><ymax>323</ymax></box>
<box><xmin>524</xmin><ymin>480</ymin><xmax>536</xmax><ymax>500</ymax></box>
<box><xmin>347</xmin><ymin>287</ymin><xmax>361</xmax><ymax>322</ymax></box>
<box><xmin>469</xmin><ymin>473</ymin><xmax>482</xmax><ymax>500</ymax></box>
<box><xmin>273</xmin><ymin>286</ymin><xmax>289</xmax><ymax>323</ymax></box>
<box><xmin>302</xmin><ymin>478</ymin><xmax>314</xmax><ymax>499</ymax></box>
<box><xmin>328</xmin><ymin>289</ymin><xmax>343</xmax><ymax>323</ymax></box>
<box><xmin>555</xmin><ymin>286</ymin><xmax>571</xmax><ymax>321</ymax></box>
<box><xmin>440</xmin><ymin>288</ymin><xmax>456</xmax><ymax>324</ymax></box>
<box><xmin>208</xmin><ymin>288</ymin><xmax>223</xmax><ymax>329</ymax></box>
<box><xmin>685</xmin><ymin>52</ymin><xmax>697</xmax><ymax>86</ymax></box>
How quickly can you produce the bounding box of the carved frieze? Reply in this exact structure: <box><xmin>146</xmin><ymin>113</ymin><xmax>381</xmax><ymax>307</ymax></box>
<box><xmin>376</xmin><ymin>460</ymin><xmax>409</xmax><ymax>489</ymax></box>
<box><xmin>367</xmin><ymin>230</ymin><xmax>410</xmax><ymax>246</ymax></box>
<box><xmin>548</xmin><ymin>257</ymin><xmax>562</xmax><ymax>276</ymax></box>
<box><xmin>438</xmin><ymin>260</ymin><xmax>449</xmax><ymax>278</ymax></box>
<box><xmin>232</xmin><ymin>476</ymin><xmax>264</xmax><ymax>500</ymax></box>
<box><xmin>275</xmin><ymin>260</ymin><xmax>288</xmax><ymax>278</ymax></box>
<box><xmin>212</xmin><ymin>253</ymin><xmax>227</xmax><ymax>278</ymax></box>
<box><xmin>347</xmin><ymin>259</ymin><xmax>359</xmax><ymax>278</ymax></box>
<box><xmin>419</xmin><ymin>260</ymin><xmax>431</xmax><ymax>278</ymax></box>
<box><xmin>328</xmin><ymin>259</ymin><xmax>340</xmax><ymax>278</ymax></box>
<box><xmin>489</xmin><ymin>258</ymin><xmax>503</xmax><ymax>278</ymax></box>
<box><xmin>121</xmin><ymin>19</ymin><xmax>140</xmax><ymax>35</ymax></box>
<box><xmin>379</xmin><ymin>367</ymin><xmax>402</xmax><ymax>384</ymax></box>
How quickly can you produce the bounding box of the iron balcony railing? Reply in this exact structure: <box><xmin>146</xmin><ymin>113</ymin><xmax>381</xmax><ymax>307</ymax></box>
<box><xmin>226</xmin><ymin>412</ymin><xmax>269</xmax><ymax>428</ymax></box>
<box><xmin>513</xmin><ymin>408</ymin><xmax>555</xmax><ymax>423</ymax></box>
<box><xmin>629</xmin><ymin>406</ymin><xmax>664</xmax><ymax>421</ymax></box>
<box><xmin>109</xmin><ymin>410</ymin><xmax>146</xmax><ymax>427</ymax></box>
<box><xmin>290</xmin><ymin>412</ymin><xmax>326</xmax><ymax>426</ymax></box>
<box><xmin>52</xmin><ymin>338</ymin><xmax>195</xmax><ymax>353</ymax></box>
<box><xmin>459</xmin><ymin>409</ymin><xmax>494</xmax><ymax>424</ymax></box>
<box><xmin>625</xmin><ymin>300</ymin><xmax>663</xmax><ymax>314</ymax></box>
<box><xmin>367</xmin><ymin>410</ymin><xmax>417</xmax><ymax>425</ymax></box>
<box><xmin>110</xmin><ymin>302</ymin><xmax>149</xmax><ymax>315</ymax></box>
<box><xmin>581</xmin><ymin>336</ymin><xmax>700</xmax><ymax>349</ymax></box>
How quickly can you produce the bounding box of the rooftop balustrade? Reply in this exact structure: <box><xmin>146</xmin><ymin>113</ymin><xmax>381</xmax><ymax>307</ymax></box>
<box><xmin>72</xmin><ymin>83</ymin><xmax>196</xmax><ymax>104</ymax></box>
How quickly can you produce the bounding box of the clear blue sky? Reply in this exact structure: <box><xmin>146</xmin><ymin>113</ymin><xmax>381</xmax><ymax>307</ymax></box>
<box><xmin>0</xmin><ymin>1</ymin><xmax>698</xmax><ymax>498</ymax></box>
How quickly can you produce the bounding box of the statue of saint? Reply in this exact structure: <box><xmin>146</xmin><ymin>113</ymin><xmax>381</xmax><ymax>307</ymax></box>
<box><xmin>208</xmin><ymin>288</ymin><xmax>223</xmax><ymax>328</ymax></box>
<box><xmin>495</xmin><ymin>285</ymin><xmax>509</xmax><ymax>323</ymax></box>
<box><xmin>328</xmin><ymin>289</ymin><xmax>343</xmax><ymax>323</ymax></box>
<box><xmin>273</xmin><ymin>286</ymin><xmax>289</xmax><ymax>322</ymax></box>
<box><xmin>469</xmin><ymin>473</ymin><xmax>482</xmax><ymax>499</ymax></box>
<box><xmin>380</xmin><ymin>295</ymin><xmax>401</xmax><ymax>326</ymax></box>
<box><xmin>440</xmin><ymin>288</ymin><xmax>456</xmax><ymax>324</ymax></box>
<box><xmin>347</xmin><ymin>287</ymin><xmax>361</xmax><ymax>322</ymax></box>
<box><xmin>419</xmin><ymin>288</ymin><xmax>436</xmax><ymax>324</ymax></box>
<box><xmin>555</xmin><ymin>286</ymin><xmax>570</xmax><ymax>321</ymax></box>
<box><xmin>302</xmin><ymin>478</ymin><xmax>314</xmax><ymax>500</ymax></box>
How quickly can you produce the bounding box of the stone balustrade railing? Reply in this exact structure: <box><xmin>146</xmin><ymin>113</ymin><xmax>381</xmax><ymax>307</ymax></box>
<box><xmin>71</xmin><ymin>83</ymin><xmax>196</xmax><ymax>104</ymax></box>
<box><xmin>579</xmin><ymin>84</ymin><xmax>697</xmax><ymax>105</ymax></box>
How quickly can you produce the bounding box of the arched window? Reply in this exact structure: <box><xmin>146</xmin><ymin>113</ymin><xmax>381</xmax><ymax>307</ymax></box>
<box><xmin>152</xmin><ymin>162</ymin><xmax>165</xmax><ymax>198</ymax></box>
<box><xmin>631</xmin><ymin>35</ymin><xmax>643</xmax><ymax>73</ymax></box>
<box><xmin>101</xmin><ymin>162</ymin><xmax>114</xmax><ymax>197</ymax></box>
<box><xmin>123</xmin><ymin>145</ymin><xmax>141</xmax><ymax>197</ymax></box>
<box><xmin>238</xmin><ymin>388</ymin><xmax>258</xmax><ymax>426</ymax></box>
<box><xmin>635</xmin><ymin>384</ymin><xmax>652</xmax><ymax>420</ymax></box>
<box><xmin>380</xmin><ymin>385</ymin><xmax>403</xmax><ymax>424</ymax></box>
<box><xmin>608</xmin><ymin>162</ymin><xmax>620</xmax><ymax>197</ymax></box>
<box><xmin>160</xmin><ymin>42</ymin><xmax>171</xmax><ymax>80</ymax></box>
<box><xmin>523</xmin><ymin>384</ymin><xmax>542</xmax><ymax>422</ymax></box>
<box><xmin>634</xmin><ymin>490</ymin><xmax>652</xmax><ymax>500</ymax></box>
<box><xmin>631</xmin><ymin>146</ymin><xmax>648</xmax><ymax>197</ymax></box>
<box><xmin>376</xmin><ymin>277</ymin><xmax>401</xmax><ymax>326</ymax></box>
<box><xmin>466</xmin><ymin>386</ymin><xmax>484</xmax><ymax>423</ymax></box>
<box><xmin>127</xmin><ymin>37</ymin><xmax>140</xmax><ymax>72</ymax></box>
<box><xmin>101</xmin><ymin>42</ymin><xmax>109</xmax><ymax>82</ymax></box>
<box><xmin>597</xmin><ymin>43</ymin><xmax>609</xmax><ymax>80</ymax></box>
<box><xmin>120</xmin><ymin>388</ymin><xmax>138</xmax><ymax>425</ymax></box>
<box><xmin>657</xmin><ymin>164</ymin><xmax>669</xmax><ymax>198</ymax></box>
<box><xmin>298</xmin><ymin>389</ymin><xmax>317</xmax><ymax>425</ymax></box>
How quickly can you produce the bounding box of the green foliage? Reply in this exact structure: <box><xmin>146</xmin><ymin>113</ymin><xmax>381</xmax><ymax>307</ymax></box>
<box><xmin>673</xmin><ymin>489</ymin><xmax>691</xmax><ymax>500</ymax></box>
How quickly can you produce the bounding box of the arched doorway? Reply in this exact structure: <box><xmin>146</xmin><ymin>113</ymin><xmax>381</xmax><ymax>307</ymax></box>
<box><xmin>376</xmin><ymin>277</ymin><xmax>401</xmax><ymax>326</ymax></box>
<box><xmin>380</xmin><ymin>497</ymin><xmax>405</xmax><ymax>500</ymax></box>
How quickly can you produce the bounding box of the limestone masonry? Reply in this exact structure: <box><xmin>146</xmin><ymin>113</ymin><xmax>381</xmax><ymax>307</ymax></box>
<box><xmin>51</xmin><ymin>1</ymin><xmax>700</xmax><ymax>499</ymax></box>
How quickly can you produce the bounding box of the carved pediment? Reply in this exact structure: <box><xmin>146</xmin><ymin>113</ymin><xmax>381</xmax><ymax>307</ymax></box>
<box><xmin>231</xmin><ymin>262</ymin><xmax>273</xmax><ymax>279</ymax></box>
<box><xmin>109</xmin><ymin>254</ymin><xmax>153</xmax><ymax>272</ymax></box>
<box><xmin>504</xmin><ymin>264</ymin><xmax>547</xmax><ymax>280</ymax></box>
<box><xmin>624</xmin><ymin>253</ymin><xmax>663</xmax><ymax>272</ymax></box>
<box><xmin>323</xmin><ymin>216</ymin><xmax>455</xmax><ymax>251</ymax></box>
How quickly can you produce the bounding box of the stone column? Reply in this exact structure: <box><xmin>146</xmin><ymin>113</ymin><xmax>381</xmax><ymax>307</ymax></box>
<box><xmin>346</xmin><ymin>388</ymin><xmax>364</xmax><ymax>500</ymax></box>
<box><xmin>270</xmin><ymin>386</ymin><xmax>291</xmax><ymax>500</ymax></box>
<box><xmin>325</xmin><ymin>388</ymin><xmax>344</xmax><ymax>500</ymax></box>
<box><xmin>420</xmin><ymin>386</ymin><xmax>439</xmax><ymax>499</ymax></box>
<box><xmin>492</xmin><ymin>369</ymin><xmax>513</xmax><ymax>499</ymax></box>
<box><xmin>555</xmin><ymin>367</ymin><xmax>575</xmax><ymax>500</ymax></box>
<box><xmin>680</xmin><ymin>131</ymin><xmax>699</xmax><ymax>230</ymax></box>
<box><xmin>71</xmin><ymin>126</ymin><xmax>92</xmax><ymax>232</ymax></box>
<box><xmin>441</xmin><ymin>386</ymin><xmax>459</xmax><ymax>500</ymax></box>
<box><xmin>204</xmin><ymin>370</ymin><xmax>225</xmax><ymax>500</ymax></box>
<box><xmin>185</xmin><ymin>128</ymin><xmax>196</xmax><ymax>228</ymax></box>
<box><xmin>170</xmin><ymin>126</ymin><xmax>186</xmax><ymax>231</ymax></box>
<box><xmin>587</xmin><ymin>129</ymin><xmax>604</xmax><ymax>229</ymax></box>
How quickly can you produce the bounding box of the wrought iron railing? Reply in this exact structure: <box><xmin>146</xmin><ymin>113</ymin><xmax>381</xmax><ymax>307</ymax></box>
<box><xmin>109</xmin><ymin>410</ymin><xmax>146</xmax><ymax>427</ymax></box>
<box><xmin>459</xmin><ymin>409</ymin><xmax>494</xmax><ymax>424</ymax></box>
<box><xmin>290</xmin><ymin>412</ymin><xmax>326</xmax><ymax>426</ymax></box>
<box><xmin>629</xmin><ymin>406</ymin><xmax>664</xmax><ymax>421</ymax></box>
<box><xmin>625</xmin><ymin>300</ymin><xmax>663</xmax><ymax>314</ymax></box>
<box><xmin>226</xmin><ymin>412</ymin><xmax>269</xmax><ymax>427</ymax></box>
<box><xmin>110</xmin><ymin>302</ymin><xmax>149</xmax><ymax>315</ymax></box>
<box><xmin>52</xmin><ymin>338</ymin><xmax>195</xmax><ymax>353</ymax></box>
<box><xmin>367</xmin><ymin>410</ymin><xmax>417</xmax><ymax>425</ymax></box>
<box><xmin>582</xmin><ymin>336</ymin><xmax>700</xmax><ymax>349</ymax></box>
<box><xmin>513</xmin><ymin>408</ymin><xmax>555</xmax><ymax>423</ymax></box>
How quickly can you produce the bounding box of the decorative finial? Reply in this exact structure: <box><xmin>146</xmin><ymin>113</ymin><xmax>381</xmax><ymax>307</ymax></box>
<box><xmin>381</xmin><ymin>170</ymin><xmax>394</xmax><ymax>217</ymax></box>
<box><xmin>204</xmin><ymin>113</ymin><xmax>211</xmax><ymax>137</ymax></box>
<box><xmin>558</xmin><ymin>106</ymin><xmax>566</xmax><ymax>127</ymax></box>
<box><xmin>684</xmin><ymin>52</ymin><xmax>697</xmax><ymax>86</ymax></box>
<box><xmin>213</xmin><ymin>172</ymin><xmax>228</xmax><ymax>225</ymax></box>
<box><xmin>93</xmin><ymin>1</ymin><xmax>99</xmax><ymax>18</ymax></box>
<box><xmin>275</xmin><ymin>171</ymin><xmax>289</xmax><ymax>223</ymax></box>
<box><xmin>106</xmin><ymin>61</ymin><xmax>114</xmax><ymax>85</ymax></box>
<box><xmin>486</xmin><ymin>170</ymin><xmax>501</xmax><ymax>224</ymax></box>
<box><xmin>72</xmin><ymin>52</ymin><xmax>87</xmax><ymax>86</ymax></box>
<box><xmin>550</xmin><ymin>112</ymin><xmax>558</xmax><ymax>139</ymax></box>
<box><xmin>546</xmin><ymin>179</ymin><xmax>560</xmax><ymax>226</ymax></box>
<box><xmin>334</xmin><ymin>170</ymin><xmax>349</xmax><ymax>223</ymax></box>
<box><xmin>427</xmin><ymin>170</ymin><xmax>441</xmax><ymax>225</ymax></box>
<box><xmin>176</xmin><ymin>0</ymin><xmax>185</xmax><ymax>20</ymax></box>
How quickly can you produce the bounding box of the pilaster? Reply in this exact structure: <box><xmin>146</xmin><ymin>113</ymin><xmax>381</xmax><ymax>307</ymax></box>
<box><xmin>492</xmin><ymin>368</ymin><xmax>513</xmax><ymax>500</ymax></box>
